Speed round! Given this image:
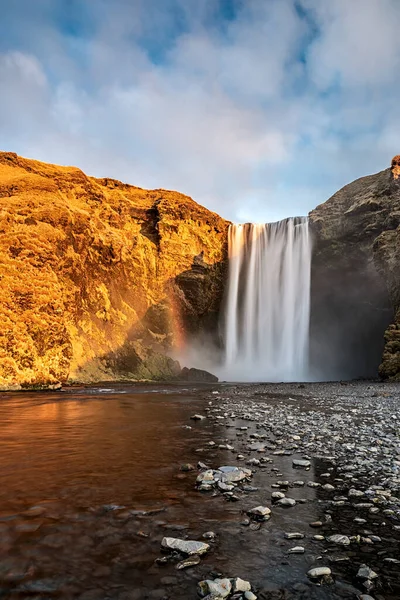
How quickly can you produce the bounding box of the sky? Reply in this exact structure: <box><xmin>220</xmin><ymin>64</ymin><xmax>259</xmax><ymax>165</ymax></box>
<box><xmin>1</xmin><ymin>0</ymin><xmax>400</xmax><ymax>223</ymax></box>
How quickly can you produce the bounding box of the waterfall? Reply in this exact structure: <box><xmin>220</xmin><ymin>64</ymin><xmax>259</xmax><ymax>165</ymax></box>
<box><xmin>221</xmin><ymin>217</ymin><xmax>312</xmax><ymax>382</ymax></box>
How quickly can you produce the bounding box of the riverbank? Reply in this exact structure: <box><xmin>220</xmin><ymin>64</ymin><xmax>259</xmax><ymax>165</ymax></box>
<box><xmin>0</xmin><ymin>381</ymin><xmax>398</xmax><ymax>599</ymax></box>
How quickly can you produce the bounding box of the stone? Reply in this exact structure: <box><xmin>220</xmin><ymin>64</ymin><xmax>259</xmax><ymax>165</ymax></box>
<box><xmin>161</xmin><ymin>537</ymin><xmax>210</xmax><ymax>555</ymax></box>
<box><xmin>292</xmin><ymin>459</ymin><xmax>311</xmax><ymax>468</ymax></box>
<box><xmin>180</xmin><ymin>463</ymin><xmax>195</xmax><ymax>472</ymax></box>
<box><xmin>271</xmin><ymin>492</ymin><xmax>285</xmax><ymax>501</ymax></box>
<box><xmin>191</xmin><ymin>415</ymin><xmax>206</xmax><ymax>421</ymax></box>
<box><xmin>232</xmin><ymin>578</ymin><xmax>251</xmax><ymax>593</ymax></box>
<box><xmin>276</xmin><ymin>497</ymin><xmax>296</xmax><ymax>507</ymax></box>
<box><xmin>198</xmin><ymin>578</ymin><xmax>231</xmax><ymax>598</ymax></box>
<box><xmin>247</xmin><ymin>506</ymin><xmax>271</xmax><ymax>521</ymax></box>
<box><xmin>357</xmin><ymin>565</ymin><xmax>378</xmax><ymax>580</ymax></box>
<box><xmin>244</xmin><ymin>593</ymin><xmax>257</xmax><ymax>600</ymax></box>
<box><xmin>326</xmin><ymin>534</ymin><xmax>350</xmax><ymax>546</ymax></box>
<box><xmin>288</xmin><ymin>546</ymin><xmax>305</xmax><ymax>554</ymax></box>
<box><xmin>307</xmin><ymin>567</ymin><xmax>332</xmax><ymax>578</ymax></box>
<box><xmin>176</xmin><ymin>554</ymin><xmax>201</xmax><ymax>570</ymax></box>
<box><xmin>284</xmin><ymin>532</ymin><xmax>304</xmax><ymax>539</ymax></box>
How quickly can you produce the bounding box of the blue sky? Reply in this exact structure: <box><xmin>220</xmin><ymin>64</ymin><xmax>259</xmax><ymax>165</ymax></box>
<box><xmin>1</xmin><ymin>0</ymin><xmax>400</xmax><ymax>222</ymax></box>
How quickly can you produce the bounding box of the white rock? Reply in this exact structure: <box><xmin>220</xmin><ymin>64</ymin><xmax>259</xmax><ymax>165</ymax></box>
<box><xmin>288</xmin><ymin>546</ymin><xmax>305</xmax><ymax>553</ymax></box>
<box><xmin>307</xmin><ymin>567</ymin><xmax>332</xmax><ymax>578</ymax></box>
<box><xmin>327</xmin><ymin>534</ymin><xmax>350</xmax><ymax>546</ymax></box>
<box><xmin>232</xmin><ymin>577</ymin><xmax>251</xmax><ymax>593</ymax></box>
<box><xmin>293</xmin><ymin>459</ymin><xmax>311</xmax><ymax>468</ymax></box>
<box><xmin>244</xmin><ymin>592</ymin><xmax>257</xmax><ymax>600</ymax></box>
<box><xmin>357</xmin><ymin>565</ymin><xmax>378</xmax><ymax>580</ymax></box>
<box><xmin>204</xmin><ymin>578</ymin><xmax>231</xmax><ymax>598</ymax></box>
<box><xmin>247</xmin><ymin>505</ymin><xmax>271</xmax><ymax>520</ymax></box>
<box><xmin>161</xmin><ymin>537</ymin><xmax>210</xmax><ymax>555</ymax></box>
<box><xmin>276</xmin><ymin>497</ymin><xmax>296</xmax><ymax>507</ymax></box>
<box><xmin>196</xmin><ymin>470</ymin><xmax>215</xmax><ymax>484</ymax></box>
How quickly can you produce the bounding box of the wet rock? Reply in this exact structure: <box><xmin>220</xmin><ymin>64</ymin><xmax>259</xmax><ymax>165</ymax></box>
<box><xmin>271</xmin><ymin>492</ymin><xmax>285</xmax><ymax>501</ymax></box>
<box><xmin>292</xmin><ymin>459</ymin><xmax>311</xmax><ymax>469</ymax></box>
<box><xmin>161</xmin><ymin>537</ymin><xmax>210</xmax><ymax>555</ymax></box>
<box><xmin>326</xmin><ymin>534</ymin><xmax>350</xmax><ymax>546</ymax></box>
<box><xmin>310</xmin><ymin>521</ymin><xmax>323</xmax><ymax>528</ymax></box>
<box><xmin>307</xmin><ymin>566</ymin><xmax>332</xmax><ymax>579</ymax></box>
<box><xmin>247</xmin><ymin>506</ymin><xmax>271</xmax><ymax>521</ymax></box>
<box><xmin>176</xmin><ymin>554</ymin><xmax>201</xmax><ymax>570</ymax></box>
<box><xmin>244</xmin><ymin>592</ymin><xmax>257</xmax><ymax>600</ymax></box>
<box><xmin>276</xmin><ymin>497</ymin><xmax>296</xmax><ymax>508</ymax></box>
<box><xmin>180</xmin><ymin>463</ymin><xmax>195</xmax><ymax>472</ymax></box>
<box><xmin>191</xmin><ymin>414</ymin><xmax>206</xmax><ymax>421</ymax></box>
<box><xmin>357</xmin><ymin>565</ymin><xmax>378</xmax><ymax>580</ymax></box>
<box><xmin>232</xmin><ymin>577</ymin><xmax>251</xmax><ymax>593</ymax></box>
<box><xmin>202</xmin><ymin>531</ymin><xmax>216</xmax><ymax>540</ymax></box>
<box><xmin>288</xmin><ymin>546</ymin><xmax>305</xmax><ymax>554</ymax></box>
<box><xmin>198</xmin><ymin>578</ymin><xmax>231</xmax><ymax>598</ymax></box>
<box><xmin>284</xmin><ymin>532</ymin><xmax>304</xmax><ymax>539</ymax></box>
<box><xmin>323</xmin><ymin>484</ymin><xmax>335</xmax><ymax>491</ymax></box>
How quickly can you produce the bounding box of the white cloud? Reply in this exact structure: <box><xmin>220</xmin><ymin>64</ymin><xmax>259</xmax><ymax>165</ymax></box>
<box><xmin>0</xmin><ymin>0</ymin><xmax>399</xmax><ymax>222</ymax></box>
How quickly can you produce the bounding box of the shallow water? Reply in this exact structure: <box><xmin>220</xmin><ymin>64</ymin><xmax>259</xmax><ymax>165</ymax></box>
<box><xmin>0</xmin><ymin>382</ymin><xmax>398</xmax><ymax>599</ymax></box>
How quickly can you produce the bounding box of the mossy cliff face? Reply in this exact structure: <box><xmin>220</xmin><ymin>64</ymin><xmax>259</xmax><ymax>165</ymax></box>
<box><xmin>309</xmin><ymin>157</ymin><xmax>400</xmax><ymax>381</ymax></box>
<box><xmin>0</xmin><ymin>152</ymin><xmax>229</xmax><ymax>388</ymax></box>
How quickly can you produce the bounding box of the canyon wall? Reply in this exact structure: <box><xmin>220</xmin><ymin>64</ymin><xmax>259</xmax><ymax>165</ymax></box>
<box><xmin>1</xmin><ymin>151</ymin><xmax>399</xmax><ymax>387</ymax></box>
<box><xmin>309</xmin><ymin>157</ymin><xmax>400</xmax><ymax>381</ymax></box>
<box><xmin>0</xmin><ymin>152</ymin><xmax>229</xmax><ymax>389</ymax></box>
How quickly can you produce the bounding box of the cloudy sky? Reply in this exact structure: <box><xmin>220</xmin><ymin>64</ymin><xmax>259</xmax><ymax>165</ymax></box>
<box><xmin>1</xmin><ymin>0</ymin><xmax>399</xmax><ymax>222</ymax></box>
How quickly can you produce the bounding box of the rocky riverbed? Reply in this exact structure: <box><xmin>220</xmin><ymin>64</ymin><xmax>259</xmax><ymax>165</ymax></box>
<box><xmin>0</xmin><ymin>381</ymin><xmax>398</xmax><ymax>599</ymax></box>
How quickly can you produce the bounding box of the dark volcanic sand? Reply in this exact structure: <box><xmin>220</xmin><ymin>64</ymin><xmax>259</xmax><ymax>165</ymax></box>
<box><xmin>0</xmin><ymin>381</ymin><xmax>398</xmax><ymax>599</ymax></box>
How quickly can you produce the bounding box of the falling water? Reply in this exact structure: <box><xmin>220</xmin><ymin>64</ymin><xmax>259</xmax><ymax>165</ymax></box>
<box><xmin>222</xmin><ymin>217</ymin><xmax>312</xmax><ymax>381</ymax></box>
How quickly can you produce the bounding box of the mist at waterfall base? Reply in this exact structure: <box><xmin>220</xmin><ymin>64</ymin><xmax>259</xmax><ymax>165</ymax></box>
<box><xmin>176</xmin><ymin>217</ymin><xmax>313</xmax><ymax>383</ymax></box>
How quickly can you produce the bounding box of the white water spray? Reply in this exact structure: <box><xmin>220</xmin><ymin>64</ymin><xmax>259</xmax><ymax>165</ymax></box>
<box><xmin>221</xmin><ymin>218</ymin><xmax>312</xmax><ymax>381</ymax></box>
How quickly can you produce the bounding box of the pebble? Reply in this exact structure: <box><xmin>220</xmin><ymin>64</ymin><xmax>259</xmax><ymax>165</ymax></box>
<box><xmin>190</xmin><ymin>414</ymin><xmax>206</xmax><ymax>421</ymax></box>
<box><xmin>357</xmin><ymin>565</ymin><xmax>378</xmax><ymax>580</ymax></box>
<box><xmin>276</xmin><ymin>497</ymin><xmax>296</xmax><ymax>507</ymax></box>
<box><xmin>232</xmin><ymin>577</ymin><xmax>251</xmax><ymax>592</ymax></box>
<box><xmin>307</xmin><ymin>566</ymin><xmax>332</xmax><ymax>578</ymax></box>
<box><xmin>288</xmin><ymin>546</ymin><xmax>305</xmax><ymax>554</ymax></box>
<box><xmin>292</xmin><ymin>459</ymin><xmax>311</xmax><ymax>468</ymax></box>
<box><xmin>198</xmin><ymin>578</ymin><xmax>231</xmax><ymax>598</ymax></box>
<box><xmin>326</xmin><ymin>534</ymin><xmax>350</xmax><ymax>546</ymax></box>
<box><xmin>271</xmin><ymin>492</ymin><xmax>285</xmax><ymax>500</ymax></box>
<box><xmin>247</xmin><ymin>506</ymin><xmax>271</xmax><ymax>521</ymax></box>
<box><xmin>284</xmin><ymin>532</ymin><xmax>304</xmax><ymax>539</ymax></box>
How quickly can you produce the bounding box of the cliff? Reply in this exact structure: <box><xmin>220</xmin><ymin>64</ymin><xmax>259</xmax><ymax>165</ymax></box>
<box><xmin>309</xmin><ymin>157</ymin><xmax>400</xmax><ymax>381</ymax></box>
<box><xmin>0</xmin><ymin>152</ymin><xmax>229</xmax><ymax>389</ymax></box>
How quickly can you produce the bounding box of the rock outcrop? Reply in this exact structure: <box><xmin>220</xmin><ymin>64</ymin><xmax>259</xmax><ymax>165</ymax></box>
<box><xmin>309</xmin><ymin>157</ymin><xmax>400</xmax><ymax>380</ymax></box>
<box><xmin>0</xmin><ymin>152</ymin><xmax>229</xmax><ymax>388</ymax></box>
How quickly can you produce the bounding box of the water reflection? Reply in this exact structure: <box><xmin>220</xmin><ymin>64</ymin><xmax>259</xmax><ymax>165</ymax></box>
<box><xmin>0</xmin><ymin>386</ymin><xmax>396</xmax><ymax>599</ymax></box>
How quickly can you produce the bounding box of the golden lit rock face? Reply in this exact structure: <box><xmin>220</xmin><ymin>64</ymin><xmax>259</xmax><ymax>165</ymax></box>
<box><xmin>0</xmin><ymin>152</ymin><xmax>229</xmax><ymax>388</ymax></box>
<box><xmin>391</xmin><ymin>155</ymin><xmax>400</xmax><ymax>179</ymax></box>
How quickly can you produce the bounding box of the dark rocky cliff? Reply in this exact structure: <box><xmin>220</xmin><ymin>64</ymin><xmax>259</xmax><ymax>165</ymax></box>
<box><xmin>309</xmin><ymin>157</ymin><xmax>400</xmax><ymax>381</ymax></box>
<box><xmin>0</xmin><ymin>152</ymin><xmax>229</xmax><ymax>389</ymax></box>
